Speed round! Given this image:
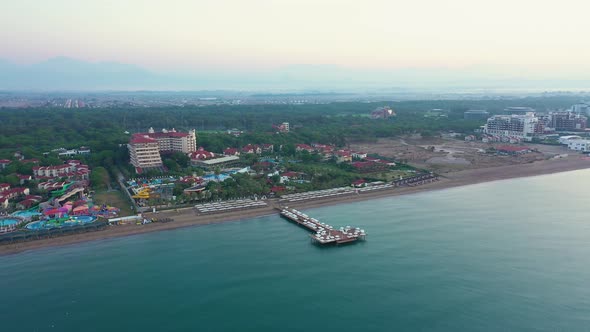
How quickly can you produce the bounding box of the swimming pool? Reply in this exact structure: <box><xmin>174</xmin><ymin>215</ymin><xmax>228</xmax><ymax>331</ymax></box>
<box><xmin>12</xmin><ymin>210</ymin><xmax>42</xmax><ymax>219</ymax></box>
<box><xmin>26</xmin><ymin>215</ymin><xmax>97</xmax><ymax>230</ymax></box>
<box><xmin>0</xmin><ymin>218</ymin><xmax>20</xmax><ymax>227</ymax></box>
<box><xmin>202</xmin><ymin>174</ymin><xmax>231</xmax><ymax>181</ymax></box>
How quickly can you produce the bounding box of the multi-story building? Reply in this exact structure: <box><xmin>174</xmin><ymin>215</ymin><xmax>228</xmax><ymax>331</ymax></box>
<box><xmin>143</xmin><ymin>128</ymin><xmax>197</xmax><ymax>153</ymax></box>
<box><xmin>32</xmin><ymin>161</ymin><xmax>91</xmax><ymax>180</ymax></box>
<box><xmin>128</xmin><ymin>135</ymin><xmax>164</xmax><ymax>171</ymax></box>
<box><xmin>483</xmin><ymin>112</ymin><xmax>542</xmax><ymax>142</ymax></box>
<box><xmin>548</xmin><ymin>112</ymin><xmax>587</xmax><ymax>131</ymax></box>
<box><xmin>128</xmin><ymin>128</ymin><xmax>197</xmax><ymax>172</ymax></box>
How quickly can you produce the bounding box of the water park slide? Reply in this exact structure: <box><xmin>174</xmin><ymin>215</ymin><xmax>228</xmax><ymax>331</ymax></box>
<box><xmin>55</xmin><ymin>187</ymin><xmax>85</xmax><ymax>204</ymax></box>
<box><xmin>50</xmin><ymin>182</ymin><xmax>75</xmax><ymax>197</ymax></box>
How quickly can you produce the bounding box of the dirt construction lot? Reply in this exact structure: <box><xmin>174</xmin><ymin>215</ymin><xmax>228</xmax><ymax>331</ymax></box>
<box><xmin>350</xmin><ymin>136</ymin><xmax>571</xmax><ymax>174</ymax></box>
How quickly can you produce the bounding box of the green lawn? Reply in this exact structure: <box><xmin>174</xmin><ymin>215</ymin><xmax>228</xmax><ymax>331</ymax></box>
<box><xmin>93</xmin><ymin>190</ymin><xmax>134</xmax><ymax>217</ymax></box>
<box><xmin>366</xmin><ymin>170</ymin><xmax>417</xmax><ymax>181</ymax></box>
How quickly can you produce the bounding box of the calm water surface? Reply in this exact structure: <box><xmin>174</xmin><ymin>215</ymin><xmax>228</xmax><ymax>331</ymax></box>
<box><xmin>2</xmin><ymin>170</ymin><xmax>590</xmax><ymax>331</ymax></box>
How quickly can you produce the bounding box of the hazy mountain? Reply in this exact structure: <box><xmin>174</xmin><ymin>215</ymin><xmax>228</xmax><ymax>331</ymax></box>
<box><xmin>0</xmin><ymin>57</ymin><xmax>163</xmax><ymax>90</ymax></box>
<box><xmin>0</xmin><ymin>57</ymin><xmax>589</xmax><ymax>91</ymax></box>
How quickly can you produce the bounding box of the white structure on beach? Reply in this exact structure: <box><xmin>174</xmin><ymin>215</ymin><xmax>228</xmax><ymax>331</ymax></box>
<box><xmin>567</xmin><ymin>139</ymin><xmax>590</xmax><ymax>152</ymax></box>
<box><xmin>558</xmin><ymin>135</ymin><xmax>582</xmax><ymax>145</ymax></box>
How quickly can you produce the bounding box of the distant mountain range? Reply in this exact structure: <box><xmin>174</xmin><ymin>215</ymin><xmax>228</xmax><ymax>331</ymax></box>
<box><xmin>1</xmin><ymin>57</ymin><xmax>589</xmax><ymax>91</ymax></box>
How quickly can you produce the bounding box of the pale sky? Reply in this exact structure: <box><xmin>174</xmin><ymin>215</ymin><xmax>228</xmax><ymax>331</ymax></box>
<box><xmin>1</xmin><ymin>0</ymin><xmax>590</xmax><ymax>76</ymax></box>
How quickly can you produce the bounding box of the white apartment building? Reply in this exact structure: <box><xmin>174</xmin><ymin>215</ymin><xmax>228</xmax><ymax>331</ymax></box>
<box><xmin>483</xmin><ymin>112</ymin><xmax>540</xmax><ymax>142</ymax></box>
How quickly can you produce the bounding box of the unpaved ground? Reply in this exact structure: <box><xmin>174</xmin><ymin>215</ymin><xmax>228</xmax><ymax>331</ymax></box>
<box><xmin>350</xmin><ymin>136</ymin><xmax>571</xmax><ymax>174</ymax></box>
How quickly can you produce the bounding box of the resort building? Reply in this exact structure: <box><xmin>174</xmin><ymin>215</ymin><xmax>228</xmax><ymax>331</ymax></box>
<box><xmin>128</xmin><ymin>128</ymin><xmax>197</xmax><ymax>173</ymax></box>
<box><xmin>334</xmin><ymin>150</ymin><xmax>352</xmax><ymax>163</ymax></box>
<box><xmin>0</xmin><ymin>183</ymin><xmax>10</xmax><ymax>192</ymax></box>
<box><xmin>0</xmin><ymin>187</ymin><xmax>30</xmax><ymax>209</ymax></box>
<box><xmin>128</xmin><ymin>135</ymin><xmax>163</xmax><ymax>171</ymax></box>
<box><xmin>142</xmin><ymin>127</ymin><xmax>197</xmax><ymax>154</ymax></box>
<box><xmin>32</xmin><ymin>162</ymin><xmax>90</xmax><ymax>180</ymax></box>
<box><xmin>223</xmin><ymin>148</ymin><xmax>240</xmax><ymax>156</ymax></box>
<box><xmin>295</xmin><ymin>144</ymin><xmax>314</xmax><ymax>153</ymax></box>
<box><xmin>242</xmin><ymin>144</ymin><xmax>262</xmax><ymax>154</ymax></box>
<box><xmin>189</xmin><ymin>147</ymin><xmax>215</xmax><ymax>160</ymax></box>
<box><xmin>52</xmin><ymin>147</ymin><xmax>92</xmax><ymax>157</ymax></box>
<box><xmin>483</xmin><ymin>112</ymin><xmax>542</xmax><ymax>142</ymax></box>
<box><xmin>191</xmin><ymin>155</ymin><xmax>240</xmax><ymax>169</ymax></box>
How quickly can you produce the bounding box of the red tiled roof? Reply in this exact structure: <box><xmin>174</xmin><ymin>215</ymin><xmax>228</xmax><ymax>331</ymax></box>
<box><xmin>242</xmin><ymin>144</ymin><xmax>260</xmax><ymax>152</ymax></box>
<box><xmin>143</xmin><ymin>131</ymin><xmax>189</xmax><ymax>138</ymax></box>
<box><xmin>189</xmin><ymin>149</ymin><xmax>215</xmax><ymax>160</ymax></box>
<box><xmin>33</xmin><ymin>165</ymin><xmax>71</xmax><ymax>171</ymax></box>
<box><xmin>296</xmin><ymin>144</ymin><xmax>313</xmax><ymax>150</ymax></box>
<box><xmin>0</xmin><ymin>159</ymin><xmax>11</xmax><ymax>164</ymax></box>
<box><xmin>130</xmin><ymin>134</ymin><xmax>157</xmax><ymax>144</ymax></box>
<box><xmin>224</xmin><ymin>148</ymin><xmax>239</xmax><ymax>155</ymax></box>
<box><xmin>282</xmin><ymin>171</ymin><xmax>300</xmax><ymax>178</ymax></box>
<box><xmin>270</xmin><ymin>186</ymin><xmax>286</xmax><ymax>192</ymax></box>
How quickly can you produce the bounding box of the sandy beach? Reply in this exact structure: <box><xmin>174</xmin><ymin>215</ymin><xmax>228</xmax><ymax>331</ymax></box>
<box><xmin>2</xmin><ymin>155</ymin><xmax>589</xmax><ymax>256</ymax></box>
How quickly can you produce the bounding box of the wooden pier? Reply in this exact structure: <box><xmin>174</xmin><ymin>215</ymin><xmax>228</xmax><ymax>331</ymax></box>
<box><xmin>278</xmin><ymin>207</ymin><xmax>366</xmax><ymax>245</ymax></box>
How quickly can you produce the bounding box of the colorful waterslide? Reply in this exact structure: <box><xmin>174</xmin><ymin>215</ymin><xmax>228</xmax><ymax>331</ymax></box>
<box><xmin>50</xmin><ymin>182</ymin><xmax>75</xmax><ymax>197</ymax></box>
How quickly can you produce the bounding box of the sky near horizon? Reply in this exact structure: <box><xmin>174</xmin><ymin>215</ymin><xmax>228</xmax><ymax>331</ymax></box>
<box><xmin>1</xmin><ymin>0</ymin><xmax>590</xmax><ymax>76</ymax></box>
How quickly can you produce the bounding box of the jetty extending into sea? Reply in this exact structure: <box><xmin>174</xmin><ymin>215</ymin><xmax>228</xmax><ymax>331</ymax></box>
<box><xmin>278</xmin><ymin>206</ymin><xmax>366</xmax><ymax>245</ymax></box>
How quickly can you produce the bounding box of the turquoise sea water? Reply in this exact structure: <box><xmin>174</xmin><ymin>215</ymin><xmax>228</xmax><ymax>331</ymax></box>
<box><xmin>2</xmin><ymin>170</ymin><xmax>590</xmax><ymax>331</ymax></box>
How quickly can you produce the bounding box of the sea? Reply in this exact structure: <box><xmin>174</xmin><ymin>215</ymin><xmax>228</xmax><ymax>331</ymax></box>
<box><xmin>2</xmin><ymin>170</ymin><xmax>590</xmax><ymax>331</ymax></box>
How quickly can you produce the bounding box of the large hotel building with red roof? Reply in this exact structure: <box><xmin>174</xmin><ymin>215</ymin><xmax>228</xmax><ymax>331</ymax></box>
<box><xmin>128</xmin><ymin>128</ymin><xmax>197</xmax><ymax>172</ymax></box>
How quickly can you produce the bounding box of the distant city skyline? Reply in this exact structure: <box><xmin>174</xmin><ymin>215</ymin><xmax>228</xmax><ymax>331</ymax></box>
<box><xmin>1</xmin><ymin>0</ymin><xmax>590</xmax><ymax>90</ymax></box>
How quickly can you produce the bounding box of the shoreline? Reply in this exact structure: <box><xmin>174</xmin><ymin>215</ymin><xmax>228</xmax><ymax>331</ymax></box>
<box><xmin>1</xmin><ymin>156</ymin><xmax>589</xmax><ymax>256</ymax></box>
